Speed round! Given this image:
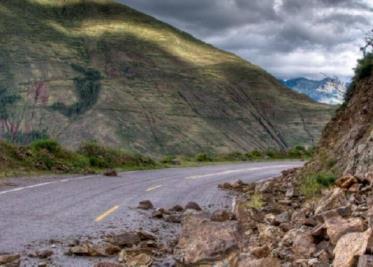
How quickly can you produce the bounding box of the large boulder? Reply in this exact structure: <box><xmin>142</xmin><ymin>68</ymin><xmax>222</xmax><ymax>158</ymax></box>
<box><xmin>106</xmin><ymin>232</ymin><xmax>141</xmax><ymax>248</ymax></box>
<box><xmin>174</xmin><ymin>213</ymin><xmax>240</xmax><ymax>265</ymax></box>
<box><xmin>315</xmin><ymin>188</ymin><xmax>348</xmax><ymax>215</ymax></box>
<box><xmin>323</xmin><ymin>212</ymin><xmax>365</xmax><ymax>244</ymax></box>
<box><xmin>333</xmin><ymin>229</ymin><xmax>372</xmax><ymax>267</ymax></box>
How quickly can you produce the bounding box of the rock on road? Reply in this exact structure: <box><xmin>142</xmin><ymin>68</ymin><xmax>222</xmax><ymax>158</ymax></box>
<box><xmin>0</xmin><ymin>161</ymin><xmax>302</xmax><ymax>252</ymax></box>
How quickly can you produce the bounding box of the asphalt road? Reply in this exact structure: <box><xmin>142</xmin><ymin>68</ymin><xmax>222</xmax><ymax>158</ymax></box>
<box><xmin>0</xmin><ymin>161</ymin><xmax>302</xmax><ymax>253</ymax></box>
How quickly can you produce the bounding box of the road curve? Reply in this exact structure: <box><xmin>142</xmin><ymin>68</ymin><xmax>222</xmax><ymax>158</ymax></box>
<box><xmin>0</xmin><ymin>161</ymin><xmax>302</xmax><ymax>252</ymax></box>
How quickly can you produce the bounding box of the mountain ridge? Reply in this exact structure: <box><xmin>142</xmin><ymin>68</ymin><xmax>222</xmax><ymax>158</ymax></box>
<box><xmin>281</xmin><ymin>77</ymin><xmax>347</xmax><ymax>105</ymax></box>
<box><xmin>0</xmin><ymin>0</ymin><xmax>334</xmax><ymax>156</ymax></box>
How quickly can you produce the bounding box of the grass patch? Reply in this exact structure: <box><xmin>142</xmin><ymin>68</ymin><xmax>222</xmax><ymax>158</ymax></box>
<box><xmin>0</xmin><ymin>139</ymin><xmax>313</xmax><ymax>179</ymax></box>
<box><xmin>248</xmin><ymin>192</ymin><xmax>264</xmax><ymax>209</ymax></box>
<box><xmin>299</xmin><ymin>172</ymin><xmax>337</xmax><ymax>198</ymax></box>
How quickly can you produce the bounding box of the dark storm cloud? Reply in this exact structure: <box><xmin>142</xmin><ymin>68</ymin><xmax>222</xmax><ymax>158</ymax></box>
<box><xmin>122</xmin><ymin>0</ymin><xmax>280</xmax><ymax>32</ymax></box>
<box><xmin>120</xmin><ymin>0</ymin><xmax>373</xmax><ymax>79</ymax></box>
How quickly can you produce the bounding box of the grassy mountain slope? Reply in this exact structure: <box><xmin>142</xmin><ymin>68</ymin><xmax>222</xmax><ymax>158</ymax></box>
<box><xmin>0</xmin><ymin>0</ymin><xmax>334</xmax><ymax>156</ymax></box>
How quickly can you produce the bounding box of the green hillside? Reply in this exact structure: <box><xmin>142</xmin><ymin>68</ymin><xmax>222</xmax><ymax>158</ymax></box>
<box><xmin>0</xmin><ymin>0</ymin><xmax>334</xmax><ymax>156</ymax></box>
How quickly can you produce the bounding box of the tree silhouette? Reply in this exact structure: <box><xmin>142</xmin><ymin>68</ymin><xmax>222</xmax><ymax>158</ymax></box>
<box><xmin>361</xmin><ymin>29</ymin><xmax>373</xmax><ymax>56</ymax></box>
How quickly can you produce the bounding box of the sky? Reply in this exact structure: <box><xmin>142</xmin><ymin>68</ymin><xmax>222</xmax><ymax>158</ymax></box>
<box><xmin>120</xmin><ymin>0</ymin><xmax>373</xmax><ymax>81</ymax></box>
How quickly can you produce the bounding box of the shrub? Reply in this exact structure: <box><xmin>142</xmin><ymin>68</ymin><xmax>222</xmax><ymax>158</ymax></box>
<box><xmin>161</xmin><ymin>155</ymin><xmax>176</xmax><ymax>164</ymax></box>
<box><xmin>266</xmin><ymin>150</ymin><xmax>287</xmax><ymax>159</ymax></box>
<box><xmin>300</xmin><ymin>172</ymin><xmax>337</xmax><ymax>198</ymax></box>
<box><xmin>248</xmin><ymin>193</ymin><xmax>264</xmax><ymax>209</ymax></box>
<box><xmin>33</xmin><ymin>150</ymin><xmax>56</xmax><ymax>170</ymax></box>
<box><xmin>245</xmin><ymin>150</ymin><xmax>263</xmax><ymax>160</ymax></box>
<box><xmin>71</xmin><ymin>154</ymin><xmax>90</xmax><ymax>170</ymax></box>
<box><xmin>127</xmin><ymin>153</ymin><xmax>156</xmax><ymax>167</ymax></box>
<box><xmin>78</xmin><ymin>141</ymin><xmax>156</xmax><ymax>168</ymax></box>
<box><xmin>315</xmin><ymin>173</ymin><xmax>337</xmax><ymax>187</ymax></box>
<box><xmin>218</xmin><ymin>152</ymin><xmax>247</xmax><ymax>162</ymax></box>
<box><xmin>31</xmin><ymin>139</ymin><xmax>61</xmax><ymax>154</ymax></box>
<box><xmin>78</xmin><ymin>142</ymin><xmax>119</xmax><ymax>168</ymax></box>
<box><xmin>287</xmin><ymin>145</ymin><xmax>313</xmax><ymax>159</ymax></box>
<box><xmin>195</xmin><ymin>153</ymin><xmax>213</xmax><ymax>162</ymax></box>
<box><xmin>345</xmin><ymin>52</ymin><xmax>373</xmax><ymax>102</ymax></box>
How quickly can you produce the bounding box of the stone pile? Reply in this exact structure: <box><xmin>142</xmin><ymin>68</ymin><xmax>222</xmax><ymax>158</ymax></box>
<box><xmin>217</xmin><ymin>168</ymin><xmax>373</xmax><ymax>267</ymax></box>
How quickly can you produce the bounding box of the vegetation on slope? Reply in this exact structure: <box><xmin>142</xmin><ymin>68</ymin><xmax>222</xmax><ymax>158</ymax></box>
<box><xmin>0</xmin><ymin>138</ymin><xmax>311</xmax><ymax>178</ymax></box>
<box><xmin>0</xmin><ymin>0</ymin><xmax>334</xmax><ymax>156</ymax></box>
<box><xmin>0</xmin><ymin>139</ymin><xmax>156</xmax><ymax>177</ymax></box>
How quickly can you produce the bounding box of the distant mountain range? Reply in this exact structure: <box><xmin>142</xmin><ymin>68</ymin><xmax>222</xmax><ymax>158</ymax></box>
<box><xmin>281</xmin><ymin>77</ymin><xmax>348</xmax><ymax>105</ymax></box>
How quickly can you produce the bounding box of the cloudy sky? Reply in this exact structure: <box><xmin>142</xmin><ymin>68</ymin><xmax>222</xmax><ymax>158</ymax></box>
<box><xmin>120</xmin><ymin>0</ymin><xmax>373</xmax><ymax>81</ymax></box>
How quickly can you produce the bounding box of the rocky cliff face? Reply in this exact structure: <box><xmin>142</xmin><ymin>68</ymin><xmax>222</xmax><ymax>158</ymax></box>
<box><xmin>0</xmin><ymin>0</ymin><xmax>334</xmax><ymax>155</ymax></box>
<box><xmin>305</xmin><ymin>68</ymin><xmax>373</xmax><ymax>177</ymax></box>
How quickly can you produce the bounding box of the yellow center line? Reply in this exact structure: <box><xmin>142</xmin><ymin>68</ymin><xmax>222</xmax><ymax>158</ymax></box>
<box><xmin>146</xmin><ymin>185</ymin><xmax>162</xmax><ymax>192</ymax></box>
<box><xmin>95</xmin><ymin>205</ymin><xmax>120</xmax><ymax>222</ymax></box>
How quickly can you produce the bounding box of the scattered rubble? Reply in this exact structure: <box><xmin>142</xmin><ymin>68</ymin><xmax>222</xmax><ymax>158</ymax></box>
<box><xmin>218</xmin><ymin>170</ymin><xmax>373</xmax><ymax>267</ymax></box>
<box><xmin>9</xmin><ymin>169</ymin><xmax>373</xmax><ymax>266</ymax></box>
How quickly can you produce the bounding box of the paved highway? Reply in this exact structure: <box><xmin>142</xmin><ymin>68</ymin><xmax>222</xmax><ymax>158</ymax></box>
<box><xmin>0</xmin><ymin>161</ymin><xmax>302</xmax><ymax>252</ymax></box>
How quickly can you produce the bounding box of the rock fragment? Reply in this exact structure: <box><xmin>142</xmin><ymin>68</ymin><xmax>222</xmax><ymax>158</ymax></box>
<box><xmin>210</xmin><ymin>209</ymin><xmax>235</xmax><ymax>222</ymax></box>
<box><xmin>315</xmin><ymin>188</ymin><xmax>348</xmax><ymax>215</ymax></box>
<box><xmin>119</xmin><ymin>250</ymin><xmax>152</xmax><ymax>267</ymax></box>
<box><xmin>184</xmin><ymin>202</ymin><xmax>201</xmax><ymax>211</ymax></box>
<box><xmin>0</xmin><ymin>254</ymin><xmax>20</xmax><ymax>267</ymax></box>
<box><xmin>107</xmin><ymin>232</ymin><xmax>141</xmax><ymax>248</ymax></box>
<box><xmin>336</xmin><ymin>175</ymin><xmax>358</xmax><ymax>189</ymax></box>
<box><xmin>138</xmin><ymin>200</ymin><xmax>154</xmax><ymax>210</ymax></box>
<box><xmin>174</xmin><ymin>213</ymin><xmax>239</xmax><ymax>265</ymax></box>
<box><xmin>333</xmin><ymin>229</ymin><xmax>372</xmax><ymax>267</ymax></box>
<box><xmin>104</xmin><ymin>169</ymin><xmax>118</xmax><ymax>177</ymax></box>
<box><xmin>323</xmin><ymin>212</ymin><xmax>365</xmax><ymax>244</ymax></box>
